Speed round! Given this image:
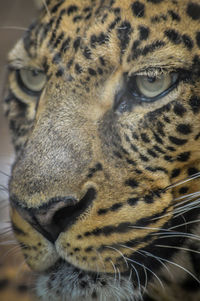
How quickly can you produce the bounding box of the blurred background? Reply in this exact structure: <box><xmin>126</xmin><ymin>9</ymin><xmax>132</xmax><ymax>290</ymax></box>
<box><xmin>0</xmin><ymin>0</ymin><xmax>38</xmax><ymax>218</ymax></box>
<box><xmin>0</xmin><ymin>2</ymin><xmax>40</xmax><ymax>300</ymax></box>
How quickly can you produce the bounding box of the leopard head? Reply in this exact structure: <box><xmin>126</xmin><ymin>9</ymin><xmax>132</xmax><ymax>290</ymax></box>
<box><xmin>4</xmin><ymin>0</ymin><xmax>200</xmax><ymax>300</ymax></box>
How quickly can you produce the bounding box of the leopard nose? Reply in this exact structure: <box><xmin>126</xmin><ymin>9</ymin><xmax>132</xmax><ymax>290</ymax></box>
<box><xmin>11</xmin><ymin>188</ymin><xmax>96</xmax><ymax>243</ymax></box>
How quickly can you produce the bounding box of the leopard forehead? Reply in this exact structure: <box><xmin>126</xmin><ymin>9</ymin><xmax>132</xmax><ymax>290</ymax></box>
<box><xmin>9</xmin><ymin>0</ymin><xmax>200</xmax><ymax>80</ymax></box>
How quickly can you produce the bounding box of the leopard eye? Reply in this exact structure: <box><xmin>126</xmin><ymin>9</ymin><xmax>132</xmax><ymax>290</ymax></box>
<box><xmin>135</xmin><ymin>73</ymin><xmax>178</xmax><ymax>99</ymax></box>
<box><xmin>17</xmin><ymin>69</ymin><xmax>46</xmax><ymax>94</ymax></box>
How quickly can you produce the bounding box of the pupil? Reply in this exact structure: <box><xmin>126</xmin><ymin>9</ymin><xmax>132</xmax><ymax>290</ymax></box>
<box><xmin>32</xmin><ymin>70</ymin><xmax>39</xmax><ymax>77</ymax></box>
<box><xmin>147</xmin><ymin>76</ymin><xmax>157</xmax><ymax>83</ymax></box>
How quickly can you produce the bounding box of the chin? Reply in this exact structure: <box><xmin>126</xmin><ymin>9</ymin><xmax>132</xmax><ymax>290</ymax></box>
<box><xmin>36</xmin><ymin>259</ymin><xmax>141</xmax><ymax>301</ymax></box>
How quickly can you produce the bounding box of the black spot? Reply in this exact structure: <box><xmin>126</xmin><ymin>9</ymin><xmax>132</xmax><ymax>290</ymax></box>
<box><xmin>196</xmin><ymin>32</ymin><xmax>200</xmax><ymax>48</ymax></box>
<box><xmin>141</xmin><ymin>133</ymin><xmax>150</xmax><ymax>143</ymax></box>
<box><xmin>75</xmin><ymin>63</ymin><xmax>82</xmax><ymax>74</ymax></box>
<box><xmin>99</xmin><ymin>56</ymin><xmax>105</xmax><ymax>66</ymax></box>
<box><xmin>117</xmin><ymin>21</ymin><xmax>132</xmax><ymax>53</ymax></box>
<box><xmin>157</xmin><ymin>121</ymin><xmax>165</xmax><ymax>136</ymax></box>
<box><xmin>165</xmin><ymin>29</ymin><xmax>182</xmax><ymax>44</ymax></box>
<box><xmin>67</xmin><ymin>59</ymin><xmax>73</xmax><ymax>69</ymax></box>
<box><xmin>169</xmin><ymin>136</ymin><xmax>187</xmax><ymax>145</ymax></box>
<box><xmin>187</xmin><ymin>3</ymin><xmax>200</xmax><ymax>20</ymax></box>
<box><xmin>53</xmin><ymin>32</ymin><xmax>64</xmax><ymax>48</ymax></box>
<box><xmin>177</xmin><ymin>152</ymin><xmax>190</xmax><ymax>162</ymax></box>
<box><xmin>125</xmin><ymin>179</ymin><xmax>138</xmax><ymax>188</ymax></box>
<box><xmin>138</xmin><ymin>26</ymin><xmax>150</xmax><ymax>40</ymax></box>
<box><xmin>132</xmin><ymin>132</ymin><xmax>139</xmax><ymax>140</ymax></box>
<box><xmin>195</xmin><ymin>132</ymin><xmax>200</xmax><ymax>140</ymax></box>
<box><xmin>182</xmin><ymin>34</ymin><xmax>194</xmax><ymax>50</ymax></box>
<box><xmin>90</xmin><ymin>33</ymin><xmax>108</xmax><ymax>47</ymax></box>
<box><xmin>189</xmin><ymin>96</ymin><xmax>200</xmax><ymax>113</ymax></box>
<box><xmin>88</xmin><ymin>68</ymin><xmax>97</xmax><ymax>76</ymax></box>
<box><xmin>52</xmin><ymin>53</ymin><xmax>61</xmax><ymax>64</ymax></box>
<box><xmin>87</xmin><ymin>163</ymin><xmax>102</xmax><ymax>178</ymax></box>
<box><xmin>85</xmin><ymin>247</ymin><xmax>93</xmax><ymax>252</ymax></box>
<box><xmin>151</xmin><ymin>14</ymin><xmax>167</xmax><ymax>23</ymax></box>
<box><xmin>98</xmin><ymin>208</ymin><xmax>108</xmax><ymax>215</ymax></box>
<box><xmin>147</xmin><ymin>149</ymin><xmax>158</xmax><ymax>158</ymax></box>
<box><xmin>173</xmin><ymin>103</ymin><xmax>186</xmax><ymax>116</ymax></box>
<box><xmin>67</xmin><ymin>5</ymin><xmax>78</xmax><ymax>16</ymax></box>
<box><xmin>176</xmin><ymin>124</ymin><xmax>192</xmax><ymax>135</ymax></box>
<box><xmin>108</xmin><ymin>17</ymin><xmax>121</xmax><ymax>30</ymax></box>
<box><xmin>141</xmin><ymin>40</ymin><xmax>165</xmax><ymax>57</ymax></box>
<box><xmin>164</xmin><ymin>155</ymin><xmax>173</xmax><ymax>162</ymax></box>
<box><xmin>114</xmin><ymin>7</ymin><xmax>121</xmax><ymax>15</ymax></box>
<box><xmin>144</xmin><ymin>194</ymin><xmax>154</xmax><ymax>203</ymax></box>
<box><xmin>179</xmin><ymin>187</ymin><xmax>189</xmax><ymax>194</ymax></box>
<box><xmin>153</xmin><ymin>132</ymin><xmax>163</xmax><ymax>144</ymax></box>
<box><xmin>73</xmin><ymin>37</ymin><xmax>81</xmax><ymax>51</ymax></box>
<box><xmin>168</xmin><ymin>10</ymin><xmax>181</xmax><ymax>21</ymax></box>
<box><xmin>140</xmin><ymin>154</ymin><xmax>149</xmax><ymax>162</ymax></box>
<box><xmin>51</xmin><ymin>0</ymin><xmax>64</xmax><ymax>13</ymax></box>
<box><xmin>83</xmin><ymin>46</ymin><xmax>92</xmax><ymax>59</ymax></box>
<box><xmin>127</xmin><ymin>197</ymin><xmax>139</xmax><ymax>206</ymax></box>
<box><xmin>132</xmin><ymin>40</ymin><xmax>141</xmax><ymax>50</ymax></box>
<box><xmin>188</xmin><ymin>167</ymin><xmax>199</xmax><ymax>176</ymax></box>
<box><xmin>111</xmin><ymin>203</ymin><xmax>123</xmax><ymax>211</ymax></box>
<box><xmin>56</xmin><ymin>68</ymin><xmax>64</xmax><ymax>77</ymax></box>
<box><xmin>60</xmin><ymin>37</ymin><xmax>71</xmax><ymax>53</ymax></box>
<box><xmin>132</xmin><ymin>1</ymin><xmax>145</xmax><ymax>18</ymax></box>
<box><xmin>97</xmin><ymin>68</ymin><xmax>103</xmax><ymax>75</ymax></box>
<box><xmin>153</xmin><ymin>145</ymin><xmax>165</xmax><ymax>154</ymax></box>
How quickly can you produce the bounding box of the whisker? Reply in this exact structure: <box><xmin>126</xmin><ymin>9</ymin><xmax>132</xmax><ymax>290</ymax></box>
<box><xmin>0</xmin><ymin>25</ymin><xmax>28</xmax><ymax>31</ymax></box>
<box><xmin>153</xmin><ymin>233</ymin><xmax>200</xmax><ymax>242</ymax></box>
<box><xmin>124</xmin><ymin>257</ymin><xmax>164</xmax><ymax>289</ymax></box>
<box><xmin>109</xmin><ymin>259</ymin><xmax>118</xmax><ymax>282</ymax></box>
<box><xmin>128</xmin><ymin>225</ymin><xmax>170</xmax><ymax>233</ymax></box>
<box><xmin>41</xmin><ymin>0</ymin><xmax>51</xmax><ymax>18</ymax></box>
<box><xmin>165</xmin><ymin>172</ymin><xmax>200</xmax><ymax>190</ymax></box>
<box><xmin>173</xmin><ymin>192</ymin><xmax>200</xmax><ymax>207</ymax></box>
<box><xmin>173</xmin><ymin>204</ymin><xmax>200</xmax><ymax>219</ymax></box>
<box><xmin>169</xmin><ymin>219</ymin><xmax>200</xmax><ymax>230</ymax></box>
<box><xmin>140</xmin><ymin>250</ymin><xmax>174</xmax><ymax>281</ymax></box>
<box><xmin>148</xmin><ymin>250</ymin><xmax>200</xmax><ymax>285</ymax></box>
<box><xmin>0</xmin><ymin>170</ymin><xmax>10</xmax><ymax>177</ymax></box>
<box><xmin>130</xmin><ymin>264</ymin><xmax>142</xmax><ymax>296</ymax></box>
<box><xmin>156</xmin><ymin>244</ymin><xmax>200</xmax><ymax>255</ymax></box>
<box><xmin>105</xmin><ymin>246</ymin><xmax>129</xmax><ymax>268</ymax></box>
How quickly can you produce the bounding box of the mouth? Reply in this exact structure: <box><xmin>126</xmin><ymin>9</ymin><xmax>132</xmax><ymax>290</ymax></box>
<box><xmin>36</xmin><ymin>258</ymin><xmax>140</xmax><ymax>301</ymax></box>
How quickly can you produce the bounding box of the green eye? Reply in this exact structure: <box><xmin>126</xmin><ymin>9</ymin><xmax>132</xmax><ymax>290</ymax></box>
<box><xmin>17</xmin><ymin>69</ymin><xmax>46</xmax><ymax>94</ymax></box>
<box><xmin>135</xmin><ymin>73</ymin><xmax>178</xmax><ymax>99</ymax></box>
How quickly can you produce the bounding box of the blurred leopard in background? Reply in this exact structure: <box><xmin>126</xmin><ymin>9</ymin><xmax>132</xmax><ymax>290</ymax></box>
<box><xmin>2</xmin><ymin>0</ymin><xmax>200</xmax><ymax>300</ymax></box>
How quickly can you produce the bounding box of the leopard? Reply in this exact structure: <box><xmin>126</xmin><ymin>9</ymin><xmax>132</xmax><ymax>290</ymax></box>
<box><xmin>2</xmin><ymin>0</ymin><xmax>200</xmax><ymax>300</ymax></box>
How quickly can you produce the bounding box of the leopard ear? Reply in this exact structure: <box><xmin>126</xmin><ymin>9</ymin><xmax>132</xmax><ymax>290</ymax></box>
<box><xmin>34</xmin><ymin>0</ymin><xmax>43</xmax><ymax>9</ymax></box>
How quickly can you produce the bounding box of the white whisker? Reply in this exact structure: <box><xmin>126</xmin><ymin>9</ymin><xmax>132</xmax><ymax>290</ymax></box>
<box><xmin>156</xmin><ymin>244</ymin><xmax>200</xmax><ymax>255</ymax></box>
<box><xmin>124</xmin><ymin>257</ymin><xmax>164</xmax><ymax>289</ymax></box>
<box><xmin>147</xmin><ymin>251</ymin><xmax>200</xmax><ymax>285</ymax></box>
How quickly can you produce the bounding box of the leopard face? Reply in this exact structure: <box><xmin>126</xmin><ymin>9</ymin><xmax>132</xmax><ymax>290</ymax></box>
<box><xmin>4</xmin><ymin>0</ymin><xmax>200</xmax><ymax>300</ymax></box>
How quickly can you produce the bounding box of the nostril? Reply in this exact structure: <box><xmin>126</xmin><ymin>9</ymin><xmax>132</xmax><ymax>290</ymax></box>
<box><xmin>52</xmin><ymin>187</ymin><xmax>97</xmax><ymax>233</ymax></box>
<box><xmin>11</xmin><ymin>188</ymin><xmax>96</xmax><ymax>243</ymax></box>
<box><xmin>52</xmin><ymin>202</ymin><xmax>81</xmax><ymax>232</ymax></box>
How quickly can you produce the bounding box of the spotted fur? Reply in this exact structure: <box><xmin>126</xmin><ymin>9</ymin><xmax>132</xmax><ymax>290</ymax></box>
<box><xmin>3</xmin><ymin>0</ymin><xmax>200</xmax><ymax>300</ymax></box>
